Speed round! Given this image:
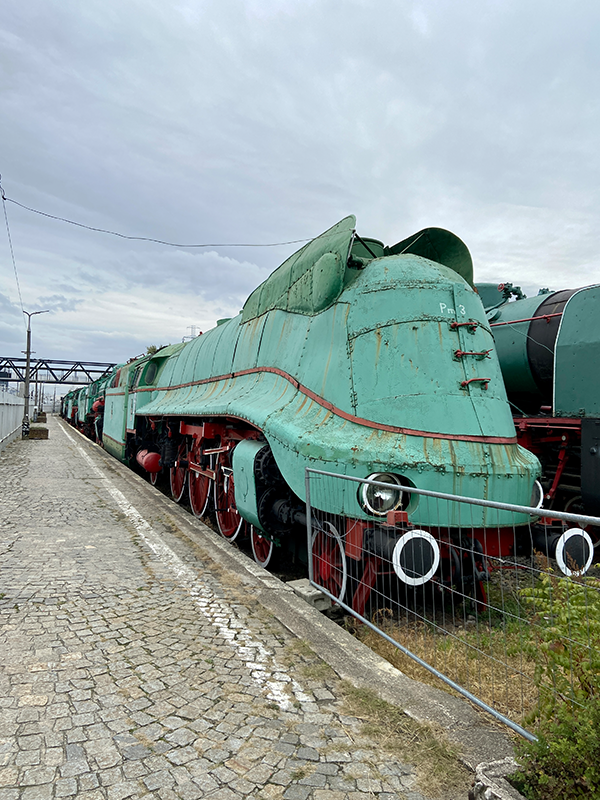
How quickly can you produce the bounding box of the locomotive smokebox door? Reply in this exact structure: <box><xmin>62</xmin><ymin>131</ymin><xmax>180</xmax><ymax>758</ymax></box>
<box><xmin>581</xmin><ymin>418</ymin><xmax>600</xmax><ymax>516</ymax></box>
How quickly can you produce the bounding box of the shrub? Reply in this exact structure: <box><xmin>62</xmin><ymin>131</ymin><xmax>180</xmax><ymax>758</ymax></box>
<box><xmin>519</xmin><ymin>565</ymin><xmax>600</xmax><ymax>719</ymax></box>
<box><xmin>511</xmin><ymin>564</ymin><xmax>600</xmax><ymax>798</ymax></box>
<box><xmin>511</xmin><ymin>694</ymin><xmax>600</xmax><ymax>799</ymax></box>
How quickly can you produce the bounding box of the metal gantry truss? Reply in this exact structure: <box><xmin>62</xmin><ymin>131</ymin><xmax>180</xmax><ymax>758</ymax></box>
<box><xmin>0</xmin><ymin>357</ymin><xmax>116</xmax><ymax>385</ymax></box>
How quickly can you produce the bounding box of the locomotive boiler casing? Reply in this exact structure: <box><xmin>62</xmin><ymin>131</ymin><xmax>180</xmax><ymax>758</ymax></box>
<box><xmin>480</xmin><ymin>282</ymin><xmax>600</xmax><ymax>516</ymax></box>
<box><xmin>479</xmin><ymin>284</ymin><xmax>600</xmax><ymax>418</ymax></box>
<box><xmin>133</xmin><ymin>216</ymin><xmax>540</xmax><ymax>529</ymax></box>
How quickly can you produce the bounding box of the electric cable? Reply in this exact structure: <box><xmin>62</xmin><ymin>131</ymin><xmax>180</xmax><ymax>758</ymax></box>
<box><xmin>0</xmin><ymin>177</ymin><xmax>26</xmax><ymax>325</ymax></box>
<box><xmin>4</xmin><ymin>195</ymin><xmax>313</xmax><ymax>248</ymax></box>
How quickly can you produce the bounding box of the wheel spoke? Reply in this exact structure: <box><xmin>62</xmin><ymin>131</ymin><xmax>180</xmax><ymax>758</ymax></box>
<box><xmin>189</xmin><ymin>449</ymin><xmax>212</xmax><ymax>518</ymax></box>
<box><xmin>311</xmin><ymin>521</ymin><xmax>347</xmax><ymax>602</ymax></box>
<box><xmin>214</xmin><ymin>449</ymin><xmax>243</xmax><ymax>541</ymax></box>
<box><xmin>250</xmin><ymin>526</ymin><xmax>274</xmax><ymax>568</ymax></box>
<box><xmin>169</xmin><ymin>440</ymin><xmax>188</xmax><ymax>503</ymax></box>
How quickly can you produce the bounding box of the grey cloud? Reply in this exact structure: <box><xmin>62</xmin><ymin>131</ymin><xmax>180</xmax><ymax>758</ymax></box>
<box><xmin>0</xmin><ymin>293</ymin><xmax>23</xmax><ymax>318</ymax></box>
<box><xmin>36</xmin><ymin>295</ymin><xmax>84</xmax><ymax>313</ymax></box>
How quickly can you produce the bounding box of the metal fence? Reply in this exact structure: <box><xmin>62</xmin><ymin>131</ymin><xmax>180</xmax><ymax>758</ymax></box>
<box><xmin>305</xmin><ymin>468</ymin><xmax>600</xmax><ymax>739</ymax></box>
<box><xmin>0</xmin><ymin>389</ymin><xmax>23</xmax><ymax>452</ymax></box>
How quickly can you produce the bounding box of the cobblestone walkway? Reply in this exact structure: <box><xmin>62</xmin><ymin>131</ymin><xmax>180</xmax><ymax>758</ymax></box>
<box><xmin>0</xmin><ymin>417</ymin><xmax>444</xmax><ymax>800</ymax></box>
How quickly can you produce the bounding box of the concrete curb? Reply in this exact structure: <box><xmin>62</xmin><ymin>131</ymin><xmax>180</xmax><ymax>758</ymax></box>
<box><xmin>469</xmin><ymin>759</ymin><xmax>525</xmax><ymax>800</ymax></box>
<box><xmin>59</xmin><ymin>419</ymin><xmax>524</xmax><ymax>788</ymax></box>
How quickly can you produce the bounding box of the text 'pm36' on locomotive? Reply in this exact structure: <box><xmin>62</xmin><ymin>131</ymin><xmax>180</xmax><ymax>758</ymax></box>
<box><xmin>61</xmin><ymin>216</ymin><xmax>599</xmax><ymax>612</ymax></box>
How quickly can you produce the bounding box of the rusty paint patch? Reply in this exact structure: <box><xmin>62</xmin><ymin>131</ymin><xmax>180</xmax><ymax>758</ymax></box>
<box><xmin>374</xmin><ymin>327</ymin><xmax>382</xmax><ymax>365</ymax></box>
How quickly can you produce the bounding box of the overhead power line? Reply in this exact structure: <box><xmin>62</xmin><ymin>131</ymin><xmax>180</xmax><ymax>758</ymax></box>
<box><xmin>0</xmin><ymin>176</ymin><xmax>25</xmax><ymax>323</ymax></box>
<box><xmin>3</xmin><ymin>195</ymin><xmax>313</xmax><ymax>249</ymax></box>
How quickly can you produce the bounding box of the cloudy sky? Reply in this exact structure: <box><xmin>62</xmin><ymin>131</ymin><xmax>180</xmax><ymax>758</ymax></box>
<box><xmin>2</xmin><ymin>0</ymin><xmax>600</xmax><ymax>368</ymax></box>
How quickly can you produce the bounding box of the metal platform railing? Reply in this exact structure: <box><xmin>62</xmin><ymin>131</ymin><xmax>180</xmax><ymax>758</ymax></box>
<box><xmin>305</xmin><ymin>468</ymin><xmax>600</xmax><ymax>739</ymax></box>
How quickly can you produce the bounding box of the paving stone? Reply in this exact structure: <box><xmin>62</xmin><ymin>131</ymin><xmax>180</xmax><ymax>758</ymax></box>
<box><xmin>164</xmin><ymin>728</ymin><xmax>196</xmax><ymax>747</ymax></box>
<box><xmin>0</xmin><ymin>769</ymin><xmax>18</xmax><ymax>787</ymax></box>
<box><xmin>282</xmin><ymin>787</ymin><xmax>311</xmax><ymax>800</ymax></box>
<box><xmin>356</xmin><ymin>776</ymin><xmax>384</xmax><ymax>792</ymax></box>
<box><xmin>17</xmin><ymin>735</ymin><xmax>43</xmax><ymax>751</ymax></box>
<box><xmin>314</xmin><ymin>762</ymin><xmax>338</xmax><ymax>776</ymax></box>
<box><xmin>263</xmin><ymin>750</ymin><xmax>286</xmax><ymax>768</ymax></box>
<box><xmin>98</xmin><ymin>766</ymin><xmax>124</xmax><ymax>786</ymax></box>
<box><xmin>54</xmin><ymin>777</ymin><xmax>78</xmax><ymax>796</ymax></box>
<box><xmin>20</xmin><ymin>786</ymin><xmax>53</xmax><ymax>800</ymax></box>
<box><xmin>190</xmin><ymin>774</ymin><xmax>219</xmax><ymax>793</ymax></box>
<box><xmin>298</xmin><ymin>771</ymin><xmax>327</xmax><ymax>788</ymax></box>
<box><xmin>121</xmin><ymin>744</ymin><xmax>152</xmax><ymax>761</ymax></box>
<box><xmin>165</xmin><ymin>745</ymin><xmax>197</xmax><ymax>765</ymax></box>
<box><xmin>13</xmin><ymin>745</ymin><xmax>38</xmax><ymax>766</ymax></box>
<box><xmin>210</xmin><ymin>764</ymin><xmax>238</xmax><ymax>783</ymax></box>
<box><xmin>143</xmin><ymin>770</ymin><xmax>174</xmax><ymax>791</ymax></box>
<box><xmin>296</xmin><ymin>746</ymin><xmax>319</xmax><ymax>762</ymax></box>
<box><xmin>174</xmin><ymin>782</ymin><xmax>204</xmax><ymax>800</ymax></box>
<box><xmin>84</xmin><ymin>740</ymin><xmax>121</xmax><ymax>769</ymax></box>
<box><xmin>20</xmin><ymin>766</ymin><xmax>56</xmax><ymax>786</ymax></box>
<box><xmin>79</xmin><ymin>773</ymin><xmax>100</xmax><ymax>791</ymax></box>
<box><xmin>106</xmin><ymin>780</ymin><xmax>139</xmax><ymax>800</ymax></box>
<box><xmin>203</xmin><ymin>747</ymin><xmax>231</xmax><ymax>763</ymax></box>
<box><xmin>328</xmin><ymin>775</ymin><xmax>357</xmax><ymax>791</ymax></box>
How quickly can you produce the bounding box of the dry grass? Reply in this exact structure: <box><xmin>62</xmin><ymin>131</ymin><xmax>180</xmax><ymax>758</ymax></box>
<box><xmin>279</xmin><ymin>637</ymin><xmax>468</xmax><ymax>797</ymax></box>
<box><xmin>300</xmin><ymin>661</ymin><xmax>336</xmax><ymax>680</ymax></box>
<box><xmin>350</xmin><ymin>603</ymin><xmax>540</xmax><ymax>726</ymax></box>
<box><xmin>339</xmin><ymin>681</ymin><xmax>471</xmax><ymax>799</ymax></box>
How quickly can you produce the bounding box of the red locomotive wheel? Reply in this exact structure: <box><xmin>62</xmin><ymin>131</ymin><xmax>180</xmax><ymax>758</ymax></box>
<box><xmin>189</xmin><ymin>452</ymin><xmax>212</xmax><ymax>518</ymax></box>
<box><xmin>311</xmin><ymin>521</ymin><xmax>347</xmax><ymax>602</ymax></box>
<box><xmin>250</xmin><ymin>526</ymin><xmax>274</xmax><ymax>568</ymax></box>
<box><xmin>214</xmin><ymin>450</ymin><xmax>243</xmax><ymax>541</ymax></box>
<box><xmin>170</xmin><ymin>440</ymin><xmax>188</xmax><ymax>503</ymax></box>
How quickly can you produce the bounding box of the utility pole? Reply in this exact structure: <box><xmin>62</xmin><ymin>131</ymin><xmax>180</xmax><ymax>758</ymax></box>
<box><xmin>182</xmin><ymin>324</ymin><xmax>203</xmax><ymax>342</ymax></box>
<box><xmin>22</xmin><ymin>309</ymin><xmax>49</xmax><ymax>438</ymax></box>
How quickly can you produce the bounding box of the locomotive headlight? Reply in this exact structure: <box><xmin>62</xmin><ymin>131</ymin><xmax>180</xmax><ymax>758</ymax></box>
<box><xmin>359</xmin><ymin>473</ymin><xmax>404</xmax><ymax>516</ymax></box>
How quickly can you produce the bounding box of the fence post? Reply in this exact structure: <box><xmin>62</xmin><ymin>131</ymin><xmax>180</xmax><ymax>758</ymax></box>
<box><xmin>305</xmin><ymin>468</ymin><xmax>313</xmax><ymax>584</ymax></box>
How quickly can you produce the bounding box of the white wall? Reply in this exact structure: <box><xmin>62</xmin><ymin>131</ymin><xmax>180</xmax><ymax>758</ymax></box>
<box><xmin>0</xmin><ymin>390</ymin><xmax>24</xmax><ymax>452</ymax></box>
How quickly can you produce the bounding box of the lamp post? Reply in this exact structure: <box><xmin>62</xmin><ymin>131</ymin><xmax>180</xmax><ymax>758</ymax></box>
<box><xmin>22</xmin><ymin>309</ymin><xmax>49</xmax><ymax>438</ymax></box>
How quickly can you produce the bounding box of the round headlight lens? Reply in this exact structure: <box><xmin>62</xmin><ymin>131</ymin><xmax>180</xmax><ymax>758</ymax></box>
<box><xmin>360</xmin><ymin>473</ymin><xmax>404</xmax><ymax>516</ymax></box>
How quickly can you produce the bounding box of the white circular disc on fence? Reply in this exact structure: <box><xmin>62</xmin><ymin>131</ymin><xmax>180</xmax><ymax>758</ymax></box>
<box><xmin>392</xmin><ymin>530</ymin><xmax>440</xmax><ymax>586</ymax></box>
<box><xmin>531</xmin><ymin>480</ymin><xmax>544</xmax><ymax>510</ymax></box>
<box><xmin>555</xmin><ymin>528</ymin><xmax>594</xmax><ymax>577</ymax></box>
